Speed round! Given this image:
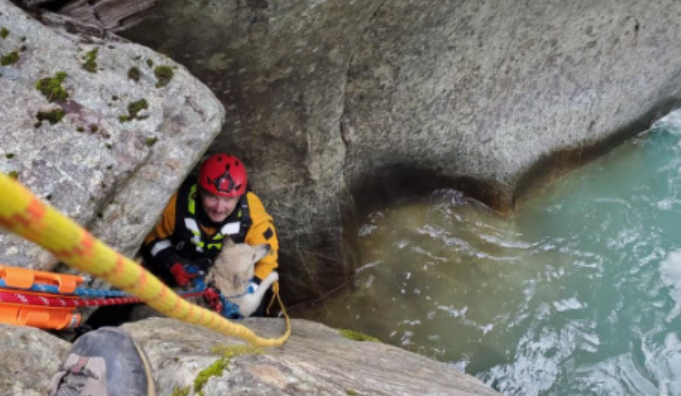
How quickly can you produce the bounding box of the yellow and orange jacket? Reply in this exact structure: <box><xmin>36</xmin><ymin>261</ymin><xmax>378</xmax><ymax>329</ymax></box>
<box><xmin>143</xmin><ymin>181</ymin><xmax>278</xmax><ymax>281</ymax></box>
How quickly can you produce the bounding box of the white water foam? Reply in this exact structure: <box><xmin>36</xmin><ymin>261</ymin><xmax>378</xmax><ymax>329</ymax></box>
<box><xmin>659</xmin><ymin>250</ymin><xmax>681</xmax><ymax>321</ymax></box>
<box><xmin>653</xmin><ymin>109</ymin><xmax>681</xmax><ymax>136</ymax></box>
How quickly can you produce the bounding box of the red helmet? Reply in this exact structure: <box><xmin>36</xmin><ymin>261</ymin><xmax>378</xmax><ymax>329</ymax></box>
<box><xmin>198</xmin><ymin>154</ymin><xmax>248</xmax><ymax>197</ymax></box>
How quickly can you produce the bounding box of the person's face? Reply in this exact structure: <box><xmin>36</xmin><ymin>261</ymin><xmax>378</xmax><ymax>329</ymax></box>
<box><xmin>200</xmin><ymin>190</ymin><xmax>240</xmax><ymax>223</ymax></box>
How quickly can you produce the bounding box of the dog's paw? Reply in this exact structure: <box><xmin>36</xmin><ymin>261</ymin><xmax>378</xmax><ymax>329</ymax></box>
<box><xmin>270</xmin><ymin>271</ymin><xmax>279</xmax><ymax>282</ymax></box>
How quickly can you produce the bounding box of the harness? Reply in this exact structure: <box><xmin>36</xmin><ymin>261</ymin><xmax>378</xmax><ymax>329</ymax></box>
<box><xmin>172</xmin><ymin>182</ymin><xmax>253</xmax><ymax>263</ymax></box>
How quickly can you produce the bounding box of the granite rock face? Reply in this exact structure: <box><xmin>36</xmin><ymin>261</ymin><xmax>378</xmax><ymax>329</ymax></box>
<box><xmin>122</xmin><ymin>0</ymin><xmax>681</xmax><ymax>305</ymax></box>
<box><xmin>123</xmin><ymin>317</ymin><xmax>501</xmax><ymax>396</ymax></box>
<box><xmin>343</xmin><ymin>0</ymin><xmax>681</xmax><ymax>208</ymax></box>
<box><xmin>0</xmin><ymin>324</ymin><xmax>71</xmax><ymax>396</ymax></box>
<box><xmin>0</xmin><ymin>0</ymin><xmax>224</xmax><ymax>271</ymax></box>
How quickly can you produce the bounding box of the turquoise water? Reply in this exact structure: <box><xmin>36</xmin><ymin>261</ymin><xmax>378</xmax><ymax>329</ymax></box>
<box><xmin>295</xmin><ymin>111</ymin><xmax>681</xmax><ymax>395</ymax></box>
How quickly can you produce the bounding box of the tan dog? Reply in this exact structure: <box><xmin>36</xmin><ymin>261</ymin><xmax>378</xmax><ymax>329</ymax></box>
<box><xmin>205</xmin><ymin>237</ymin><xmax>277</xmax><ymax>317</ymax></box>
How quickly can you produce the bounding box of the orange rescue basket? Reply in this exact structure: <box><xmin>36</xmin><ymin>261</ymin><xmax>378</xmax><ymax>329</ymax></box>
<box><xmin>0</xmin><ymin>265</ymin><xmax>84</xmax><ymax>330</ymax></box>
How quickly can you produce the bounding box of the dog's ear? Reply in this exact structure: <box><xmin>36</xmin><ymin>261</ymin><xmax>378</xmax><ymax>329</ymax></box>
<box><xmin>223</xmin><ymin>236</ymin><xmax>235</xmax><ymax>248</ymax></box>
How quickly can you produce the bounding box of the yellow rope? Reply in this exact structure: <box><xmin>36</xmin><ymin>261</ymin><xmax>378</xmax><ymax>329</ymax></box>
<box><xmin>0</xmin><ymin>173</ymin><xmax>290</xmax><ymax>347</ymax></box>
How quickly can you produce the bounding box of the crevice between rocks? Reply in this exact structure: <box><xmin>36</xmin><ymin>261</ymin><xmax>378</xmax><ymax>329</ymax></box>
<box><xmin>335</xmin><ymin>0</ymin><xmax>390</xmax><ymax>276</ymax></box>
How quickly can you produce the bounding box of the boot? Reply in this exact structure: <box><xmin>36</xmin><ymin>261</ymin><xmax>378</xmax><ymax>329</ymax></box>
<box><xmin>47</xmin><ymin>327</ymin><xmax>155</xmax><ymax>396</ymax></box>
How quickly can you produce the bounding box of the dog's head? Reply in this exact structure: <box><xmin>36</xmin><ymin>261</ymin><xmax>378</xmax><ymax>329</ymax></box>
<box><xmin>207</xmin><ymin>237</ymin><xmax>271</xmax><ymax>295</ymax></box>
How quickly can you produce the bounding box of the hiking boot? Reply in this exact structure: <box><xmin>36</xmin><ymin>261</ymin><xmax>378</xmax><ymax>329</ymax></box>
<box><xmin>47</xmin><ymin>327</ymin><xmax>155</xmax><ymax>396</ymax></box>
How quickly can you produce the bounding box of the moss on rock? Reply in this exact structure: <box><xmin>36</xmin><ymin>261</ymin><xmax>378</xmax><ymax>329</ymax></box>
<box><xmin>128</xmin><ymin>66</ymin><xmax>140</xmax><ymax>82</ymax></box>
<box><xmin>339</xmin><ymin>329</ymin><xmax>380</xmax><ymax>342</ymax></box>
<box><xmin>1</xmin><ymin>51</ymin><xmax>19</xmax><ymax>66</ymax></box>
<box><xmin>154</xmin><ymin>65</ymin><xmax>174</xmax><ymax>88</ymax></box>
<box><xmin>170</xmin><ymin>387</ymin><xmax>189</xmax><ymax>396</ymax></box>
<box><xmin>119</xmin><ymin>99</ymin><xmax>148</xmax><ymax>122</ymax></box>
<box><xmin>36</xmin><ymin>108</ymin><xmax>65</xmax><ymax>126</ymax></box>
<box><xmin>36</xmin><ymin>72</ymin><xmax>69</xmax><ymax>103</ymax></box>
<box><xmin>193</xmin><ymin>358</ymin><xmax>227</xmax><ymax>396</ymax></box>
<box><xmin>191</xmin><ymin>345</ymin><xmax>264</xmax><ymax>396</ymax></box>
<box><xmin>82</xmin><ymin>48</ymin><xmax>98</xmax><ymax>73</ymax></box>
<box><xmin>0</xmin><ymin>27</ymin><xmax>8</xmax><ymax>39</ymax></box>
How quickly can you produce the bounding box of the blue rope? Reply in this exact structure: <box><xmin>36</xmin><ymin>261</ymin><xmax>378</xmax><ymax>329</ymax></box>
<box><xmin>0</xmin><ymin>279</ymin><xmax>206</xmax><ymax>298</ymax></box>
<box><xmin>219</xmin><ymin>293</ymin><xmax>242</xmax><ymax>319</ymax></box>
<box><xmin>0</xmin><ymin>264</ymin><xmax>241</xmax><ymax>318</ymax></box>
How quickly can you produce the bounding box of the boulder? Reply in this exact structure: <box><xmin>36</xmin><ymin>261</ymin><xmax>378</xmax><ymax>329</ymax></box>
<box><xmin>121</xmin><ymin>0</ymin><xmax>681</xmax><ymax>305</ymax></box>
<box><xmin>343</xmin><ymin>0</ymin><xmax>681</xmax><ymax>210</ymax></box>
<box><xmin>123</xmin><ymin>317</ymin><xmax>500</xmax><ymax>396</ymax></box>
<box><xmin>0</xmin><ymin>324</ymin><xmax>71</xmax><ymax>396</ymax></box>
<box><xmin>18</xmin><ymin>0</ymin><xmax>156</xmax><ymax>32</ymax></box>
<box><xmin>0</xmin><ymin>0</ymin><xmax>225</xmax><ymax>271</ymax></box>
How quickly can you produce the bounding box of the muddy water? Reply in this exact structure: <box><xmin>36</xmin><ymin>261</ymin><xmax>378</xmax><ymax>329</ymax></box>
<box><xmin>295</xmin><ymin>111</ymin><xmax>681</xmax><ymax>396</ymax></box>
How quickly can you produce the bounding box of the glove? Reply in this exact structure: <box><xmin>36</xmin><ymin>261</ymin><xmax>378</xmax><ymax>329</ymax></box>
<box><xmin>204</xmin><ymin>287</ymin><xmax>223</xmax><ymax>313</ymax></box>
<box><xmin>169</xmin><ymin>262</ymin><xmax>198</xmax><ymax>287</ymax></box>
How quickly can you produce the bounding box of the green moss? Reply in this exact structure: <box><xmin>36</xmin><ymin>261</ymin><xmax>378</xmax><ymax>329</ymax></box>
<box><xmin>82</xmin><ymin>48</ymin><xmax>98</xmax><ymax>73</ymax></box>
<box><xmin>170</xmin><ymin>387</ymin><xmax>190</xmax><ymax>396</ymax></box>
<box><xmin>111</xmin><ymin>95</ymin><xmax>119</xmax><ymax>101</ymax></box>
<box><xmin>119</xmin><ymin>99</ymin><xmax>148</xmax><ymax>123</ymax></box>
<box><xmin>5</xmin><ymin>153</ymin><xmax>14</xmax><ymax>159</ymax></box>
<box><xmin>339</xmin><ymin>329</ymin><xmax>380</xmax><ymax>343</ymax></box>
<box><xmin>1</xmin><ymin>51</ymin><xmax>19</xmax><ymax>66</ymax></box>
<box><xmin>154</xmin><ymin>65</ymin><xmax>174</xmax><ymax>88</ymax></box>
<box><xmin>346</xmin><ymin>390</ymin><xmax>361</xmax><ymax>396</ymax></box>
<box><xmin>146</xmin><ymin>58</ymin><xmax>154</xmax><ymax>68</ymax></box>
<box><xmin>145</xmin><ymin>137</ymin><xmax>158</xmax><ymax>147</ymax></box>
<box><xmin>0</xmin><ymin>28</ymin><xmax>8</xmax><ymax>39</ymax></box>
<box><xmin>193</xmin><ymin>358</ymin><xmax>228</xmax><ymax>396</ymax></box>
<box><xmin>36</xmin><ymin>109</ymin><xmax>65</xmax><ymax>126</ymax></box>
<box><xmin>36</xmin><ymin>72</ymin><xmax>69</xmax><ymax>103</ymax></box>
<box><xmin>76</xmin><ymin>126</ymin><xmax>85</xmax><ymax>133</ymax></box>
<box><xmin>128</xmin><ymin>66</ymin><xmax>140</xmax><ymax>82</ymax></box>
<box><xmin>7</xmin><ymin>171</ymin><xmax>18</xmax><ymax>179</ymax></box>
<box><xmin>191</xmin><ymin>345</ymin><xmax>264</xmax><ymax>396</ymax></box>
<box><xmin>210</xmin><ymin>345</ymin><xmax>264</xmax><ymax>360</ymax></box>
<box><xmin>128</xmin><ymin>99</ymin><xmax>148</xmax><ymax>117</ymax></box>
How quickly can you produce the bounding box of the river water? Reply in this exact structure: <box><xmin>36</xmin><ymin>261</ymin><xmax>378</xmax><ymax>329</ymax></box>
<box><xmin>295</xmin><ymin>111</ymin><xmax>681</xmax><ymax>396</ymax></box>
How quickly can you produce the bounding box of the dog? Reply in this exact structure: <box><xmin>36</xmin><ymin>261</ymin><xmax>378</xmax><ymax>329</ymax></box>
<box><xmin>205</xmin><ymin>237</ymin><xmax>278</xmax><ymax>317</ymax></box>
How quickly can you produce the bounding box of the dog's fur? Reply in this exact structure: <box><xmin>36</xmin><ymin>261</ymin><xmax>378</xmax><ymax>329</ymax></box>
<box><xmin>206</xmin><ymin>237</ymin><xmax>278</xmax><ymax>317</ymax></box>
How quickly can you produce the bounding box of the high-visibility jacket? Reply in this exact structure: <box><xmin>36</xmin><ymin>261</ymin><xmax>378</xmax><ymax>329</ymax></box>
<box><xmin>143</xmin><ymin>180</ymin><xmax>279</xmax><ymax>281</ymax></box>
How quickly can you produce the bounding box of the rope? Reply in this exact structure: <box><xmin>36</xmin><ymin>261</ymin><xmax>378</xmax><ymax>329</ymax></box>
<box><xmin>0</xmin><ymin>173</ymin><xmax>290</xmax><ymax>347</ymax></box>
<box><xmin>0</xmin><ymin>290</ymin><xmax>207</xmax><ymax>308</ymax></box>
<box><xmin>0</xmin><ymin>279</ymin><xmax>206</xmax><ymax>298</ymax></box>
